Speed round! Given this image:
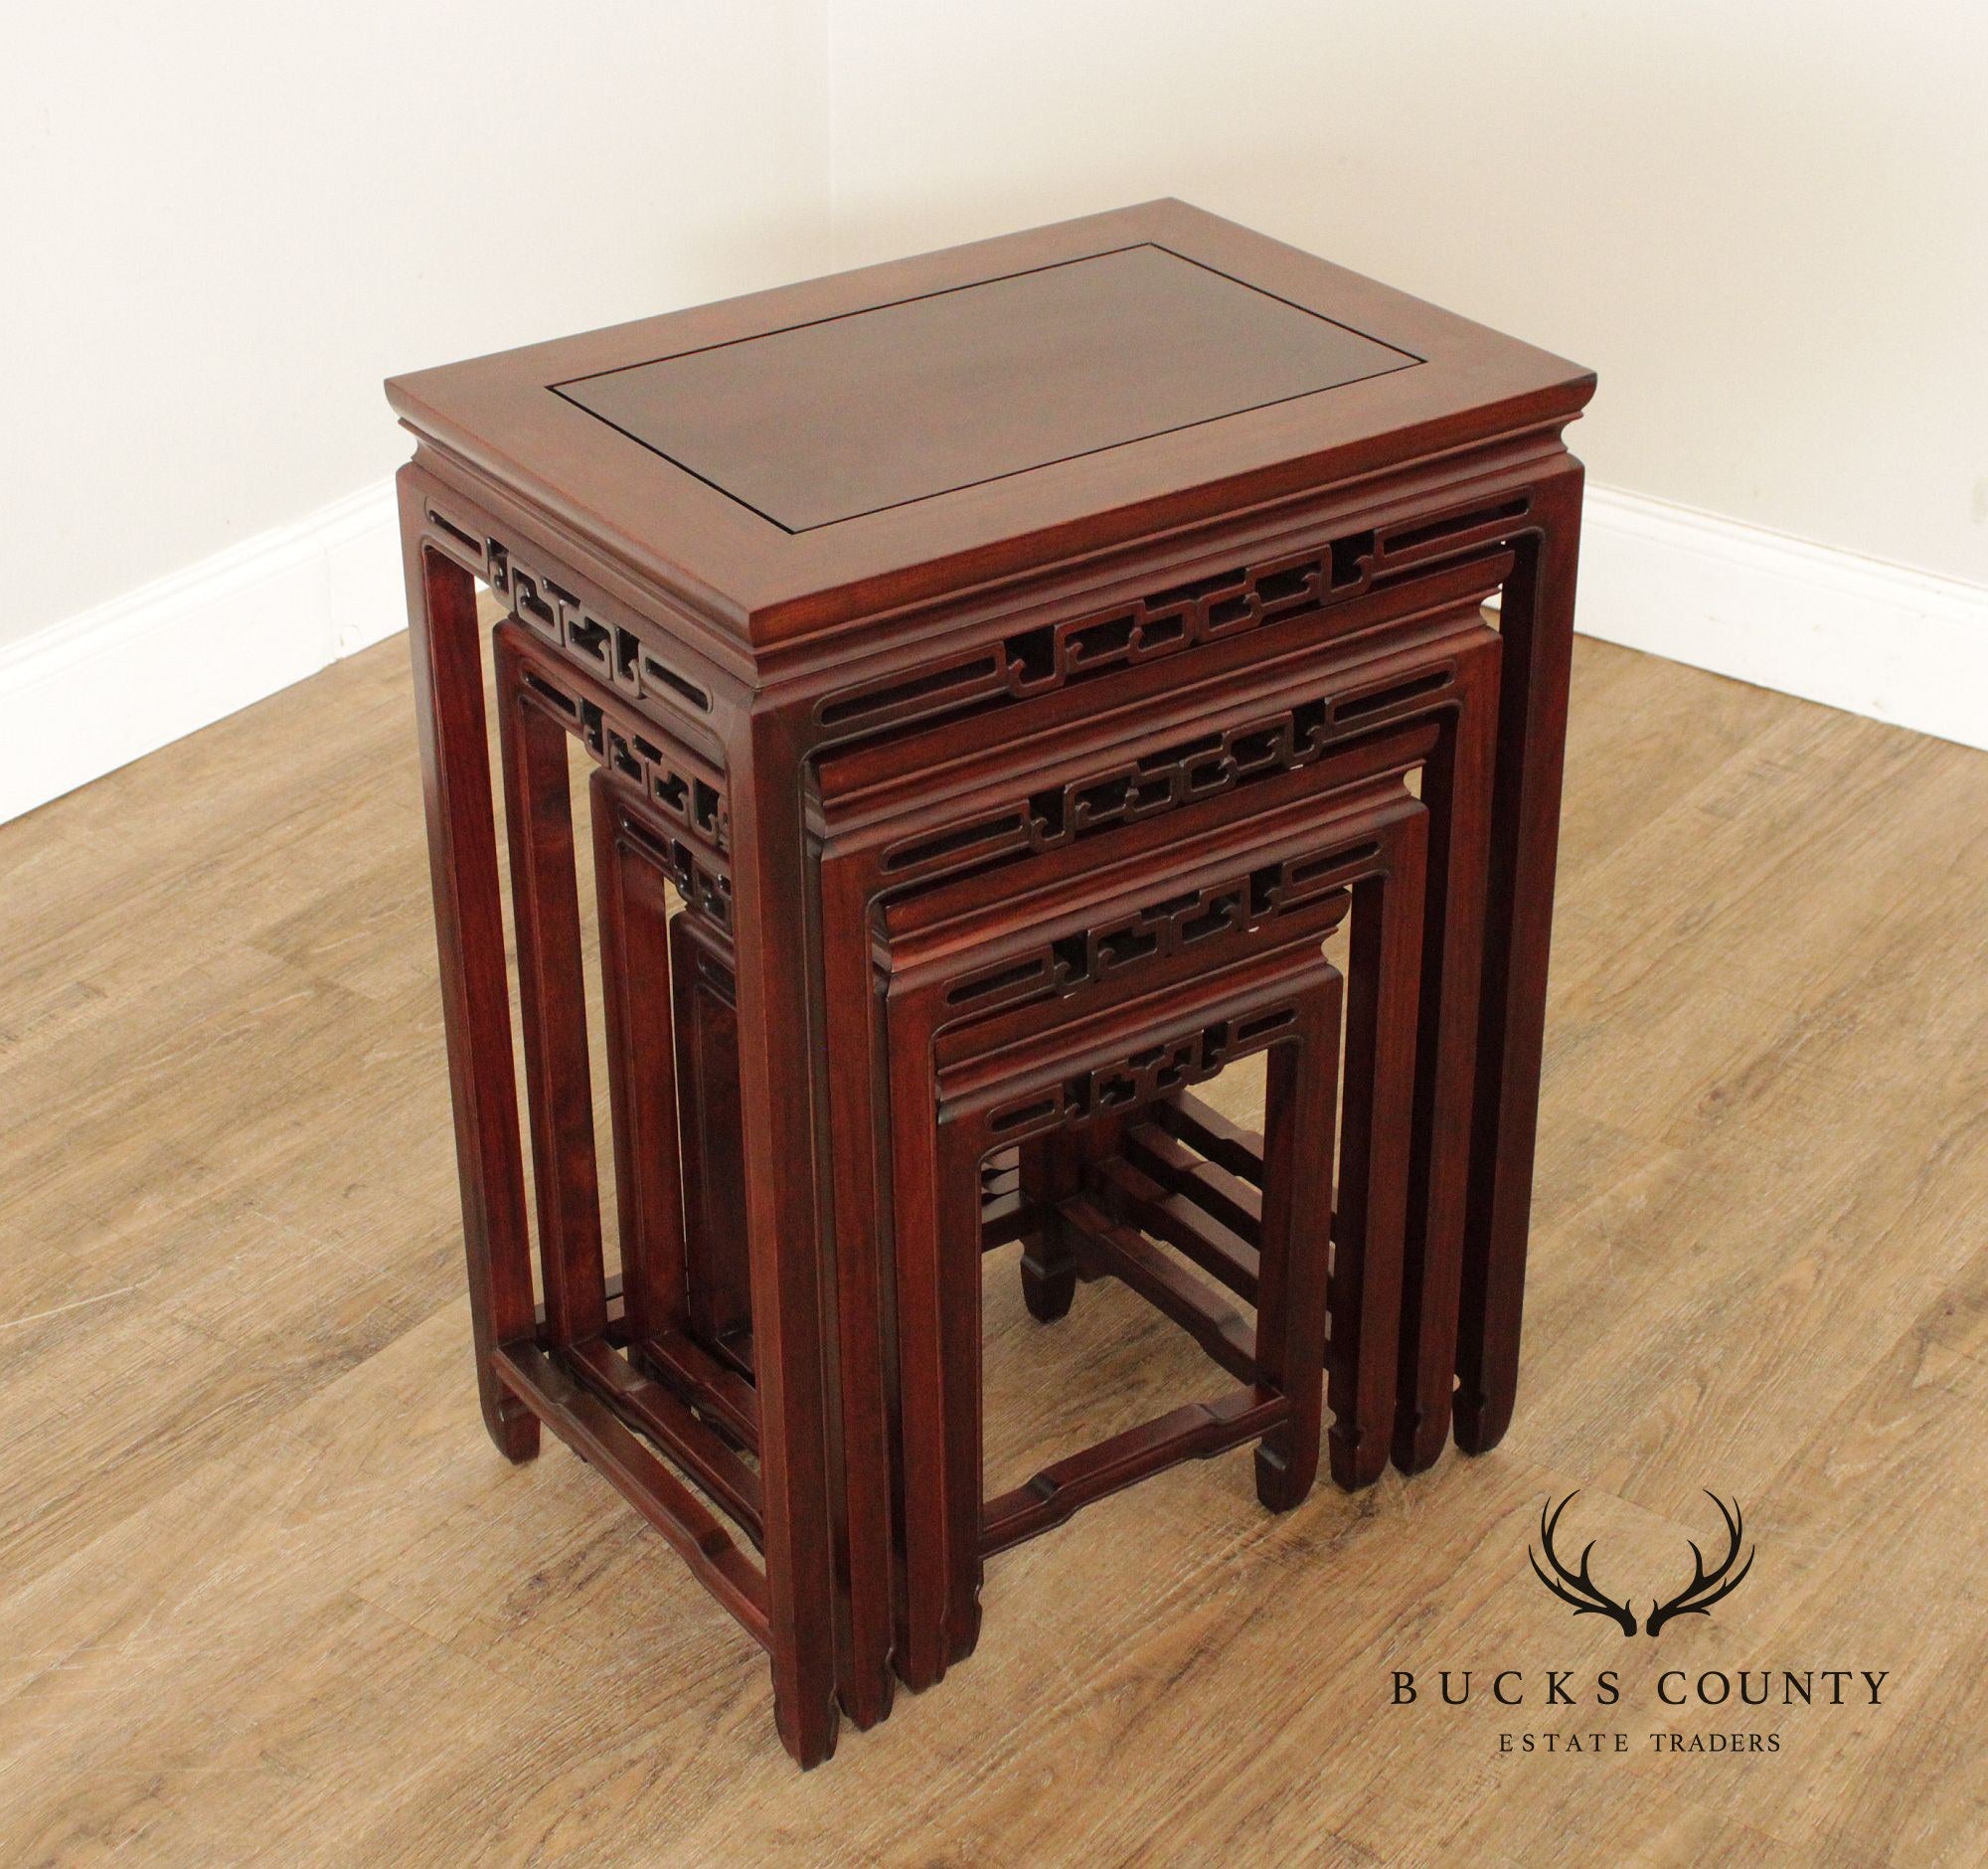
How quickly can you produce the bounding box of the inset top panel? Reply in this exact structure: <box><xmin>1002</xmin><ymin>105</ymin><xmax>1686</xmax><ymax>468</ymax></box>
<box><xmin>555</xmin><ymin>245</ymin><xmax>1418</xmax><ymax>533</ymax></box>
<box><xmin>389</xmin><ymin>200</ymin><xmax>1597</xmax><ymax>647</ymax></box>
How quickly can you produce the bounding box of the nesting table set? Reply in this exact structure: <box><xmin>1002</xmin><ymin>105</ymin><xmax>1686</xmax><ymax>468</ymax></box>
<box><xmin>388</xmin><ymin>202</ymin><xmax>1593</xmax><ymax>1766</ymax></box>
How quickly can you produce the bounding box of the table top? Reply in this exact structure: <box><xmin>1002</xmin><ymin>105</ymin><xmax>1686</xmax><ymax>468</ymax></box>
<box><xmin>389</xmin><ymin>201</ymin><xmax>1592</xmax><ymax>654</ymax></box>
<box><xmin>556</xmin><ymin>245</ymin><xmax>1417</xmax><ymax>534</ymax></box>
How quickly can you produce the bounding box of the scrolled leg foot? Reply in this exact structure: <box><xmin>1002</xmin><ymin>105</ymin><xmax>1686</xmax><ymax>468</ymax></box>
<box><xmin>1391</xmin><ymin>1399</ymin><xmax>1449</xmax><ymax>1475</ymax></box>
<box><xmin>1451</xmin><ymin>1383</ymin><xmax>1514</xmax><ymax>1455</ymax></box>
<box><xmin>773</xmin><ymin>1680</ymin><xmax>840</xmax><ymax>1771</ymax></box>
<box><xmin>1328</xmin><ymin>1423</ymin><xmax>1389</xmax><ymax>1491</ymax></box>
<box><xmin>1254</xmin><ymin>1434</ymin><xmax>1318</xmax><ymax>1512</ymax></box>
<box><xmin>483</xmin><ymin>1390</ymin><xmax>542</xmax><ymax>1463</ymax></box>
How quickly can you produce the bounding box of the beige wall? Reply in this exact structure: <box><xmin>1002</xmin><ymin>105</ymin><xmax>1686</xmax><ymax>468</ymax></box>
<box><xmin>4</xmin><ymin>1</ymin><xmax>830</xmax><ymax>646</ymax></box>
<box><xmin>826</xmin><ymin>0</ymin><xmax>1988</xmax><ymax>587</ymax></box>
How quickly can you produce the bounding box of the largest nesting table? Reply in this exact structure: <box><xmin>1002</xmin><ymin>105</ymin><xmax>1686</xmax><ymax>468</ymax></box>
<box><xmin>386</xmin><ymin>200</ymin><xmax>1594</xmax><ymax>1767</ymax></box>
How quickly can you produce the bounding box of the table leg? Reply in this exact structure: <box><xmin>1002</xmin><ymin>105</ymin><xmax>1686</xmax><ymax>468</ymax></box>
<box><xmin>590</xmin><ymin>775</ymin><xmax>694</xmax><ymax>1350</ymax></box>
<box><xmin>493</xmin><ymin>634</ymin><xmax>608</xmax><ymax>1349</ymax></box>
<box><xmin>1455</xmin><ymin>459</ymin><xmax>1585</xmax><ymax>1453</ymax></box>
<box><xmin>668</xmin><ymin>916</ymin><xmax>754</xmax><ymax>1354</ymax></box>
<box><xmin>1330</xmin><ymin>813</ymin><xmax>1426</xmax><ymax>1488</ymax></box>
<box><xmin>398</xmin><ymin>470</ymin><xmax>538</xmax><ymax>1461</ymax></box>
<box><xmin>1018</xmin><ymin>1131</ymin><xmax>1095</xmax><ymax>1320</ymax></box>
<box><xmin>726</xmin><ymin>707</ymin><xmax>842</xmax><ymax>1768</ymax></box>
<box><xmin>1393</xmin><ymin>635</ymin><xmax>1500</xmax><ymax>1474</ymax></box>
<box><xmin>1252</xmin><ymin>981</ymin><xmax>1342</xmax><ymax>1511</ymax></box>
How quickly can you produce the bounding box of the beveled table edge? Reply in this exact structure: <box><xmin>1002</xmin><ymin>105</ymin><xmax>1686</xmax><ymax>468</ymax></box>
<box><xmin>388</xmin><ymin>200</ymin><xmax>1594</xmax><ymax>666</ymax></box>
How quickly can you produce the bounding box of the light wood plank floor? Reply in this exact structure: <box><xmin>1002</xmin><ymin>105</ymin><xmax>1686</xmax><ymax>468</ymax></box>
<box><xmin>1</xmin><ymin>629</ymin><xmax>1984</xmax><ymax>1865</ymax></box>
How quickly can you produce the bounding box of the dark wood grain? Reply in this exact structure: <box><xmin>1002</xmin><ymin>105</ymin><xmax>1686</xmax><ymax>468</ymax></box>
<box><xmin>558</xmin><ymin>244</ymin><xmax>1415</xmax><ymax>532</ymax></box>
<box><xmin>899</xmin><ymin>939</ymin><xmax>1352</xmax><ymax>1687</ymax></box>
<box><xmin>1455</xmin><ymin>458</ymin><xmax>1585</xmax><ymax>1453</ymax></box>
<box><xmin>390</xmin><ymin>203</ymin><xmax>1591</xmax><ymax>1769</ymax></box>
<box><xmin>389</xmin><ymin>200</ymin><xmax>1592</xmax><ymax>651</ymax></box>
<box><xmin>667</xmin><ymin>914</ymin><xmax>753</xmax><ymax>1356</ymax></box>
<box><xmin>398</xmin><ymin>478</ymin><xmax>539</xmax><ymax>1462</ymax></box>
<box><xmin>588</xmin><ymin>771</ymin><xmax>691</xmax><ymax>1350</ymax></box>
<box><xmin>493</xmin><ymin>633</ymin><xmax>607</xmax><ymax>1348</ymax></box>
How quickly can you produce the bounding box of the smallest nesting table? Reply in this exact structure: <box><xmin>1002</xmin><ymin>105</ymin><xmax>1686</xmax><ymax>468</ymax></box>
<box><xmin>388</xmin><ymin>200</ymin><xmax>1593</xmax><ymax>1767</ymax></box>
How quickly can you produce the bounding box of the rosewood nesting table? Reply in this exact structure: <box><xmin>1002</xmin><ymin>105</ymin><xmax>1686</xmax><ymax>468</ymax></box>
<box><xmin>387</xmin><ymin>199</ymin><xmax>1594</xmax><ymax>1766</ymax></box>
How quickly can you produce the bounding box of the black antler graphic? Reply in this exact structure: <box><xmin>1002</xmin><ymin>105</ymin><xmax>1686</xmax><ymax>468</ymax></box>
<box><xmin>1528</xmin><ymin>1492</ymin><xmax>1638</xmax><ymax>1636</ymax></box>
<box><xmin>1644</xmin><ymin>1492</ymin><xmax>1753</xmax><ymax>1636</ymax></box>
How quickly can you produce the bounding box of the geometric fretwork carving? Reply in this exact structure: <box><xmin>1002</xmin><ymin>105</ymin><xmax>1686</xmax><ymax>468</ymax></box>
<box><xmin>817</xmin><ymin>491</ymin><xmax>1526</xmax><ymax>736</ymax></box>
<box><xmin>606</xmin><ymin>792</ymin><xmax>736</xmax><ymax>934</ymax></box>
<box><xmin>984</xmin><ymin>1003</ymin><xmax>1299</xmax><ymax>1142</ymax></box>
<box><xmin>880</xmin><ymin>663</ymin><xmax>1451</xmax><ymax>882</ymax></box>
<box><xmin>513</xmin><ymin>657</ymin><xmax>734</xmax><ymax>932</ymax></box>
<box><xmin>1008</xmin><ymin>542</ymin><xmax>1373</xmax><ymax>691</ymax></box>
<box><xmin>426</xmin><ymin>501</ymin><xmax>716</xmax><ymax>721</ymax></box>
<box><xmin>941</xmin><ymin>848</ymin><xmax>1361</xmax><ymax>1018</ymax></box>
<box><xmin>819</xmin><ymin>537</ymin><xmax>1372</xmax><ymax>734</ymax></box>
<box><xmin>511</xmin><ymin>653</ymin><xmax>729</xmax><ymax>856</ymax></box>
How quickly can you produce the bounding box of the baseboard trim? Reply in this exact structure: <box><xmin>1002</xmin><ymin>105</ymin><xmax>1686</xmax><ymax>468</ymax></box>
<box><xmin>3</xmin><ymin>476</ymin><xmax>1984</xmax><ymax>827</ymax></box>
<box><xmin>1576</xmin><ymin>485</ymin><xmax>1988</xmax><ymax>752</ymax></box>
<box><xmin>0</xmin><ymin>479</ymin><xmax>403</xmax><ymax>824</ymax></box>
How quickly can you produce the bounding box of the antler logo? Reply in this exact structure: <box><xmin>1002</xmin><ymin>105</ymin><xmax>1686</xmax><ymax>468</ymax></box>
<box><xmin>1645</xmin><ymin>1493</ymin><xmax>1754</xmax><ymax>1636</ymax></box>
<box><xmin>1529</xmin><ymin>1491</ymin><xmax>1754</xmax><ymax>1637</ymax></box>
<box><xmin>1528</xmin><ymin>1494</ymin><xmax>1638</xmax><ymax>1635</ymax></box>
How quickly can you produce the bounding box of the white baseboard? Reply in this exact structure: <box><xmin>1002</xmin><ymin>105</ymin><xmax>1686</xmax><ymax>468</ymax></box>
<box><xmin>3</xmin><ymin>475</ymin><xmax>1985</xmax><ymax>828</ymax></box>
<box><xmin>1575</xmin><ymin>485</ymin><xmax>1988</xmax><ymax>752</ymax></box>
<box><xmin>0</xmin><ymin>479</ymin><xmax>403</xmax><ymax>824</ymax></box>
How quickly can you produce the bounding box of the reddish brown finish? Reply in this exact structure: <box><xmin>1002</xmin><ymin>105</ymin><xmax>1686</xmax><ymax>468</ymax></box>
<box><xmin>495</xmin><ymin>635</ymin><xmax>609</xmax><ymax>1348</ymax></box>
<box><xmin>899</xmin><ymin>940</ymin><xmax>1350</xmax><ymax>1688</ymax></box>
<box><xmin>723</xmin><ymin>704</ymin><xmax>844</xmax><ymax>1766</ymax></box>
<box><xmin>391</xmin><ymin>202</ymin><xmax>1591</xmax><ymax>1767</ymax></box>
<box><xmin>493</xmin><ymin>1344</ymin><xmax>770</xmax><ymax>1641</ymax></box>
<box><xmin>981</xmin><ymin>1385</ymin><xmax>1285</xmax><ymax>1554</ymax></box>
<box><xmin>399</xmin><ymin>501</ymin><xmax>538</xmax><ymax>1463</ymax></box>
<box><xmin>809</xmin><ymin>597</ymin><xmax>1501</xmax><ymax>1695</ymax></box>
<box><xmin>388</xmin><ymin>200</ymin><xmax>1592</xmax><ymax>649</ymax></box>
<box><xmin>1456</xmin><ymin>459</ymin><xmax>1585</xmax><ymax>1452</ymax></box>
<box><xmin>479</xmin><ymin>620</ymin><xmax>838</xmax><ymax>1765</ymax></box>
<box><xmin>588</xmin><ymin>772</ymin><xmax>689</xmax><ymax>1349</ymax></box>
<box><xmin>667</xmin><ymin>914</ymin><xmax>754</xmax><ymax>1355</ymax></box>
<box><xmin>1332</xmin><ymin>798</ymin><xmax>1425</xmax><ymax>1488</ymax></box>
<box><xmin>1393</xmin><ymin>603</ymin><xmax>1498</xmax><ymax>1474</ymax></box>
<box><xmin>861</xmin><ymin>770</ymin><xmax>1425</xmax><ymax>1692</ymax></box>
<box><xmin>558</xmin><ymin>244</ymin><xmax>1415</xmax><ymax>532</ymax></box>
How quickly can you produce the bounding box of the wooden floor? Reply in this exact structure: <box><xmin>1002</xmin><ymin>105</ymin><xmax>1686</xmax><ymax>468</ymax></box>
<box><xmin>2</xmin><ymin>626</ymin><xmax>1985</xmax><ymax>1865</ymax></box>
